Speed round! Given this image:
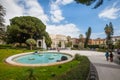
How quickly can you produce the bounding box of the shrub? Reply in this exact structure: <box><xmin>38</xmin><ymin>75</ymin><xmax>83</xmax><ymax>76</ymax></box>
<box><xmin>13</xmin><ymin>43</ymin><xmax>20</xmax><ymax>47</ymax></box>
<box><xmin>0</xmin><ymin>44</ymin><xmax>12</xmax><ymax>49</ymax></box>
<box><xmin>74</xmin><ymin>54</ymin><xmax>81</xmax><ymax>61</ymax></box>
<box><xmin>53</xmin><ymin>55</ymin><xmax>90</xmax><ymax>80</ymax></box>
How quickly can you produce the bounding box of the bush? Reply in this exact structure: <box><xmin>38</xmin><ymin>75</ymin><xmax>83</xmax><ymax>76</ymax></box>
<box><xmin>53</xmin><ymin>55</ymin><xmax>90</xmax><ymax>80</ymax></box>
<box><xmin>74</xmin><ymin>54</ymin><xmax>81</xmax><ymax>61</ymax></box>
<box><xmin>73</xmin><ymin>44</ymin><xmax>79</xmax><ymax>49</ymax></box>
<box><xmin>88</xmin><ymin>45</ymin><xmax>99</xmax><ymax>49</ymax></box>
<box><xmin>0</xmin><ymin>44</ymin><xmax>12</xmax><ymax>49</ymax></box>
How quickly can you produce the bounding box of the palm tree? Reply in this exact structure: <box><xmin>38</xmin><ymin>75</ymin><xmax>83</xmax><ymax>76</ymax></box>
<box><xmin>26</xmin><ymin>38</ymin><xmax>36</xmax><ymax>50</ymax></box>
<box><xmin>0</xmin><ymin>4</ymin><xmax>6</xmax><ymax>43</ymax></box>
<box><xmin>0</xmin><ymin>4</ymin><xmax>5</xmax><ymax>26</ymax></box>
<box><xmin>104</xmin><ymin>22</ymin><xmax>114</xmax><ymax>49</ymax></box>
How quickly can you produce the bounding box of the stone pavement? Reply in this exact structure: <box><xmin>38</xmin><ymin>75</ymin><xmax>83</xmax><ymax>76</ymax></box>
<box><xmin>49</xmin><ymin>50</ymin><xmax>120</xmax><ymax>80</ymax></box>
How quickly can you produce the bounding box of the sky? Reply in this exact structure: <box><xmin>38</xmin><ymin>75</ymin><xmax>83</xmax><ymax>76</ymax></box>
<box><xmin>0</xmin><ymin>0</ymin><xmax>120</xmax><ymax>39</ymax></box>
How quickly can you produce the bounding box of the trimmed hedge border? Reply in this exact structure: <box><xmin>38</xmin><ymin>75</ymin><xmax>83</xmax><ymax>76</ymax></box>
<box><xmin>53</xmin><ymin>55</ymin><xmax>90</xmax><ymax>80</ymax></box>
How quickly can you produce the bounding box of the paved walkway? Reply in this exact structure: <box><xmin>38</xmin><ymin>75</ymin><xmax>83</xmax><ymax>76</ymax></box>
<box><xmin>49</xmin><ymin>50</ymin><xmax>120</xmax><ymax>80</ymax></box>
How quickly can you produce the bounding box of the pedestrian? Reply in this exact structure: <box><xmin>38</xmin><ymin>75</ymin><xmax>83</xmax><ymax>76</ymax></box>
<box><xmin>105</xmin><ymin>50</ymin><xmax>109</xmax><ymax>61</ymax></box>
<box><xmin>117</xmin><ymin>48</ymin><xmax>120</xmax><ymax>54</ymax></box>
<box><xmin>109</xmin><ymin>51</ymin><xmax>114</xmax><ymax>62</ymax></box>
<box><xmin>57</xmin><ymin>47</ymin><xmax>60</xmax><ymax>52</ymax></box>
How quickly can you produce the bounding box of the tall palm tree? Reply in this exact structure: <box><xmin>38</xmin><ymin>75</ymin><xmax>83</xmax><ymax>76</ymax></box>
<box><xmin>104</xmin><ymin>22</ymin><xmax>114</xmax><ymax>49</ymax></box>
<box><xmin>0</xmin><ymin>4</ymin><xmax>6</xmax><ymax>42</ymax></box>
<box><xmin>0</xmin><ymin>4</ymin><xmax>5</xmax><ymax>26</ymax></box>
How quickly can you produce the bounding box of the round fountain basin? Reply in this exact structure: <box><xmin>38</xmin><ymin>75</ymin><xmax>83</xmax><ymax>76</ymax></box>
<box><xmin>5</xmin><ymin>52</ymin><xmax>73</xmax><ymax>67</ymax></box>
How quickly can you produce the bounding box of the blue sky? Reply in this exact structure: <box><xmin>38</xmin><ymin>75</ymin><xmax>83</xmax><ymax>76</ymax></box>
<box><xmin>0</xmin><ymin>0</ymin><xmax>120</xmax><ymax>39</ymax></box>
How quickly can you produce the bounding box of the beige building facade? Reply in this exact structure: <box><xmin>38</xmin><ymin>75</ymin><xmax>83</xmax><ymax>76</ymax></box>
<box><xmin>49</xmin><ymin>34</ymin><xmax>67</xmax><ymax>49</ymax></box>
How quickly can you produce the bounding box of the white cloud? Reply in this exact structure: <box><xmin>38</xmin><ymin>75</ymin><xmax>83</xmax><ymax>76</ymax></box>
<box><xmin>46</xmin><ymin>23</ymin><xmax>80</xmax><ymax>38</ymax></box>
<box><xmin>0</xmin><ymin>0</ymin><xmax>24</xmax><ymax>25</ymax></box>
<box><xmin>50</xmin><ymin>0</ymin><xmax>73</xmax><ymax>23</ymax></box>
<box><xmin>0</xmin><ymin>0</ymin><xmax>49</xmax><ymax>25</ymax></box>
<box><xmin>50</xmin><ymin>1</ymin><xmax>64</xmax><ymax>23</ymax></box>
<box><xmin>91</xmin><ymin>32</ymin><xmax>105</xmax><ymax>39</ymax></box>
<box><xmin>23</xmin><ymin>0</ymin><xmax>49</xmax><ymax>24</ymax></box>
<box><xmin>91</xmin><ymin>27</ymin><xmax>120</xmax><ymax>39</ymax></box>
<box><xmin>114</xmin><ymin>26</ymin><xmax>120</xmax><ymax>36</ymax></box>
<box><xmin>50</xmin><ymin>9</ymin><xmax>64</xmax><ymax>23</ymax></box>
<box><xmin>99</xmin><ymin>2</ymin><xmax>120</xmax><ymax>19</ymax></box>
<box><xmin>61</xmin><ymin>0</ymin><xmax>74</xmax><ymax>5</ymax></box>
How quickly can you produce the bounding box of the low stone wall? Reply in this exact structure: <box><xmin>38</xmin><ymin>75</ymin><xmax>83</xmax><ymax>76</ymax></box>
<box><xmin>87</xmin><ymin>63</ymin><xmax>99</xmax><ymax>80</ymax></box>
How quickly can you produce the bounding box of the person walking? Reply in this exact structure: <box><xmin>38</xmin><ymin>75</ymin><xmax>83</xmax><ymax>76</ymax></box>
<box><xmin>105</xmin><ymin>50</ymin><xmax>109</xmax><ymax>61</ymax></box>
<box><xmin>117</xmin><ymin>48</ymin><xmax>120</xmax><ymax>54</ymax></box>
<box><xmin>109</xmin><ymin>51</ymin><xmax>114</xmax><ymax>62</ymax></box>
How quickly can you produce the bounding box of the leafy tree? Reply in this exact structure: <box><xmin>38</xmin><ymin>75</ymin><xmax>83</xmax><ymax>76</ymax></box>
<box><xmin>44</xmin><ymin>32</ymin><xmax>52</xmax><ymax>47</ymax></box>
<box><xmin>114</xmin><ymin>39</ymin><xmax>120</xmax><ymax>49</ymax></box>
<box><xmin>79</xmin><ymin>34</ymin><xmax>84</xmax><ymax>42</ymax></box>
<box><xmin>75</xmin><ymin>0</ymin><xmax>109</xmax><ymax>9</ymax></box>
<box><xmin>66</xmin><ymin>41</ymin><xmax>72</xmax><ymax>47</ymax></box>
<box><xmin>104</xmin><ymin>22</ymin><xmax>114</xmax><ymax>49</ymax></box>
<box><xmin>7</xmin><ymin>16</ymin><xmax>51</xmax><ymax>47</ymax></box>
<box><xmin>78</xmin><ymin>34</ymin><xmax>84</xmax><ymax>49</ymax></box>
<box><xmin>66</xmin><ymin>36</ymin><xmax>72</xmax><ymax>47</ymax></box>
<box><xmin>84</xmin><ymin>27</ymin><xmax>91</xmax><ymax>48</ymax></box>
<box><xmin>26</xmin><ymin>38</ymin><xmax>36</xmax><ymax>50</ymax></box>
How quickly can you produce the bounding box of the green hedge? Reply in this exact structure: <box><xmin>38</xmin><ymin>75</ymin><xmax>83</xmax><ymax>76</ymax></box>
<box><xmin>53</xmin><ymin>54</ymin><xmax>90</xmax><ymax>80</ymax></box>
<box><xmin>0</xmin><ymin>44</ymin><xmax>12</xmax><ymax>49</ymax></box>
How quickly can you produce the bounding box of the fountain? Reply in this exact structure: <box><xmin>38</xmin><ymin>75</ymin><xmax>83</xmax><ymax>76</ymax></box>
<box><xmin>5</xmin><ymin>52</ymin><xmax>73</xmax><ymax>67</ymax></box>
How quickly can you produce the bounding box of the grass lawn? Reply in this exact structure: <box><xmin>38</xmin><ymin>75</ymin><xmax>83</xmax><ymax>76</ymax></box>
<box><xmin>0</xmin><ymin>49</ymin><xmax>90</xmax><ymax>80</ymax></box>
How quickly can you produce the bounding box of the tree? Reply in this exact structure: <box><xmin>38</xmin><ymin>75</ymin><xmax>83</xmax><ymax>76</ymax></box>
<box><xmin>75</xmin><ymin>0</ymin><xmax>108</xmax><ymax>9</ymax></box>
<box><xmin>44</xmin><ymin>32</ymin><xmax>52</xmax><ymax>47</ymax></box>
<box><xmin>78</xmin><ymin>34</ymin><xmax>84</xmax><ymax>49</ymax></box>
<box><xmin>114</xmin><ymin>39</ymin><xmax>120</xmax><ymax>49</ymax></box>
<box><xmin>84</xmin><ymin>27</ymin><xmax>91</xmax><ymax>48</ymax></box>
<box><xmin>66</xmin><ymin>36</ymin><xmax>72</xmax><ymax>47</ymax></box>
<box><xmin>26</xmin><ymin>38</ymin><xmax>36</xmax><ymax>50</ymax></box>
<box><xmin>0</xmin><ymin>4</ymin><xmax>6</xmax><ymax>42</ymax></box>
<box><xmin>0</xmin><ymin>4</ymin><xmax>5</xmax><ymax>26</ymax></box>
<box><xmin>7</xmin><ymin>16</ymin><xmax>51</xmax><ymax>47</ymax></box>
<box><xmin>79</xmin><ymin>34</ymin><xmax>84</xmax><ymax>42</ymax></box>
<box><xmin>104</xmin><ymin>22</ymin><xmax>114</xmax><ymax>50</ymax></box>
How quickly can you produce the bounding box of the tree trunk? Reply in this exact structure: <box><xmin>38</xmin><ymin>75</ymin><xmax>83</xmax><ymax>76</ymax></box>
<box><xmin>30</xmin><ymin>45</ymin><xmax>32</xmax><ymax>50</ymax></box>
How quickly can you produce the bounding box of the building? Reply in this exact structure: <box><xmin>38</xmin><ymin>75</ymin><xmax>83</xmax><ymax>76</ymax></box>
<box><xmin>91</xmin><ymin>38</ymin><xmax>106</xmax><ymax>45</ymax></box>
<box><xmin>49</xmin><ymin>34</ymin><xmax>67</xmax><ymax>49</ymax></box>
<box><xmin>112</xmin><ymin>36</ymin><xmax>120</xmax><ymax>45</ymax></box>
<box><xmin>71</xmin><ymin>38</ymin><xmax>79</xmax><ymax>45</ymax></box>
